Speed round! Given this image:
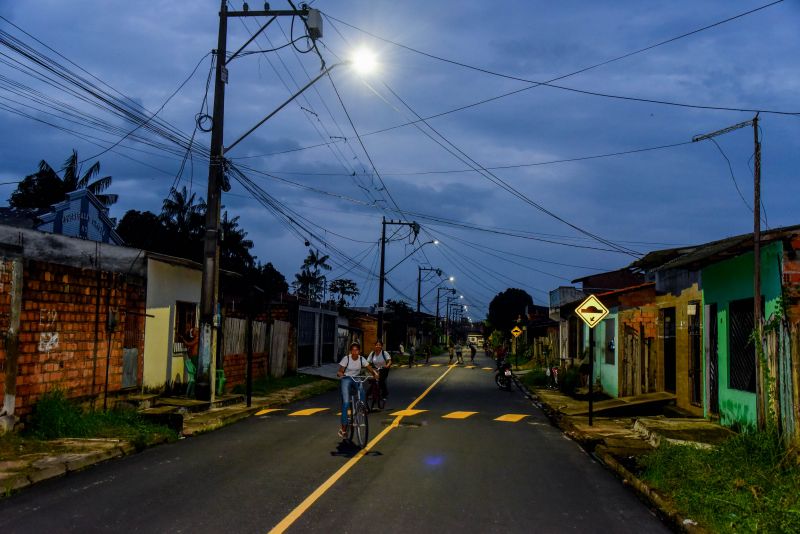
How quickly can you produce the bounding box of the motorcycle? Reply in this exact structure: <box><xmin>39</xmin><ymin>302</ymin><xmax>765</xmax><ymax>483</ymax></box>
<box><xmin>495</xmin><ymin>358</ymin><xmax>513</xmax><ymax>391</ymax></box>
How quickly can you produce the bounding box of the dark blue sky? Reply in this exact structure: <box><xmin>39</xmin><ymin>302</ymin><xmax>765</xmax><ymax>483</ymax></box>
<box><xmin>1</xmin><ymin>1</ymin><xmax>798</xmax><ymax>318</ymax></box>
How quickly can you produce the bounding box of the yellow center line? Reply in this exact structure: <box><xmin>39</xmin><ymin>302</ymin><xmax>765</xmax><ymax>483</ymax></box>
<box><xmin>268</xmin><ymin>364</ymin><xmax>455</xmax><ymax>533</ymax></box>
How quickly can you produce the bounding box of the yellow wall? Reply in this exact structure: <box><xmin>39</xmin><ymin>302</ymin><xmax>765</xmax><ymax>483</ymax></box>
<box><xmin>653</xmin><ymin>284</ymin><xmax>703</xmax><ymax>415</ymax></box>
<box><xmin>143</xmin><ymin>307</ymin><xmax>173</xmax><ymax>388</ymax></box>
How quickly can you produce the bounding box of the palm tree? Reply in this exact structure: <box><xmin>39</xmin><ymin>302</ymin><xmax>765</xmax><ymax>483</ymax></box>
<box><xmin>160</xmin><ymin>186</ymin><xmax>205</xmax><ymax>238</ymax></box>
<box><xmin>9</xmin><ymin>149</ymin><xmax>117</xmax><ymax>209</ymax></box>
<box><xmin>302</xmin><ymin>249</ymin><xmax>332</xmax><ymax>273</ymax></box>
<box><xmin>220</xmin><ymin>210</ymin><xmax>255</xmax><ymax>273</ymax></box>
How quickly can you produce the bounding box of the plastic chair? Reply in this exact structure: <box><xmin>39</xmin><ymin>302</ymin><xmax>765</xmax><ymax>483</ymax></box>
<box><xmin>185</xmin><ymin>358</ymin><xmax>196</xmax><ymax>398</ymax></box>
<box><xmin>216</xmin><ymin>369</ymin><xmax>226</xmax><ymax>395</ymax></box>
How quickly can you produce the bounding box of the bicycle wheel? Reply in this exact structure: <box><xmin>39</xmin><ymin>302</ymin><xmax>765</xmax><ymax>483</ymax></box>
<box><xmin>353</xmin><ymin>401</ymin><xmax>369</xmax><ymax>448</ymax></box>
<box><xmin>347</xmin><ymin>396</ymin><xmax>356</xmax><ymax>442</ymax></box>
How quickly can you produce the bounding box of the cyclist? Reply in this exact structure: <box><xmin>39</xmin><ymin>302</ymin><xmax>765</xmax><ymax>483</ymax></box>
<box><xmin>337</xmin><ymin>342</ymin><xmax>378</xmax><ymax>438</ymax></box>
<box><xmin>367</xmin><ymin>341</ymin><xmax>392</xmax><ymax>400</ymax></box>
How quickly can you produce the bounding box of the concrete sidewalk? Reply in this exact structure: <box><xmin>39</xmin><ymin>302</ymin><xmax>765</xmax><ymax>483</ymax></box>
<box><xmin>0</xmin><ymin>379</ymin><xmax>336</xmax><ymax>497</ymax></box>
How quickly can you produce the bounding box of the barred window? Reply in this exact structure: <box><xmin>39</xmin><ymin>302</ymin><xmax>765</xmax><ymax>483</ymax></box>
<box><xmin>728</xmin><ymin>298</ymin><xmax>756</xmax><ymax>393</ymax></box>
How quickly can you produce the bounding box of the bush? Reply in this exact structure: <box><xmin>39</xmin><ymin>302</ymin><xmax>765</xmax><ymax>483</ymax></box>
<box><xmin>27</xmin><ymin>390</ymin><xmax>89</xmax><ymax>439</ymax></box>
<box><xmin>640</xmin><ymin>429</ymin><xmax>800</xmax><ymax>533</ymax></box>
<box><xmin>521</xmin><ymin>369</ymin><xmax>549</xmax><ymax>388</ymax></box>
<box><xmin>559</xmin><ymin>367</ymin><xmax>580</xmax><ymax>394</ymax></box>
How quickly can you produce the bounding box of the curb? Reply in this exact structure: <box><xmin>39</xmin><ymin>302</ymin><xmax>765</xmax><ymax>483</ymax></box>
<box><xmin>594</xmin><ymin>445</ymin><xmax>707</xmax><ymax>534</ymax></box>
<box><xmin>2</xmin><ymin>380</ymin><xmax>335</xmax><ymax>498</ymax></box>
<box><xmin>2</xmin><ymin>440</ymin><xmax>141</xmax><ymax>496</ymax></box>
<box><xmin>514</xmin><ymin>380</ymin><xmax>707</xmax><ymax>533</ymax></box>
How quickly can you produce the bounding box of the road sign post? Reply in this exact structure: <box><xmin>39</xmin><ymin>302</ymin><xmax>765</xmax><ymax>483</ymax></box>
<box><xmin>575</xmin><ymin>295</ymin><xmax>609</xmax><ymax>427</ymax></box>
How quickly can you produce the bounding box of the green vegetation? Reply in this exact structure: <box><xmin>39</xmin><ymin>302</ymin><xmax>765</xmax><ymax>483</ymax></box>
<box><xmin>640</xmin><ymin>430</ymin><xmax>800</xmax><ymax>533</ymax></box>
<box><xmin>232</xmin><ymin>373</ymin><xmax>335</xmax><ymax>397</ymax></box>
<box><xmin>520</xmin><ymin>369</ymin><xmax>549</xmax><ymax>388</ymax></box>
<box><xmin>559</xmin><ymin>367</ymin><xmax>580</xmax><ymax>394</ymax></box>
<box><xmin>26</xmin><ymin>391</ymin><xmax>177</xmax><ymax>449</ymax></box>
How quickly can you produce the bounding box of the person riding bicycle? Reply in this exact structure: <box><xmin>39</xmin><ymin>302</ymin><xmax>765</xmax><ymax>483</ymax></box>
<box><xmin>367</xmin><ymin>341</ymin><xmax>392</xmax><ymax>401</ymax></box>
<box><xmin>337</xmin><ymin>342</ymin><xmax>378</xmax><ymax>438</ymax></box>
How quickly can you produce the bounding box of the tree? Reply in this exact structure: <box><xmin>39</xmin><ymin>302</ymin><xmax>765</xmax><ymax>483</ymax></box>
<box><xmin>329</xmin><ymin>278</ymin><xmax>359</xmax><ymax>306</ymax></box>
<box><xmin>487</xmin><ymin>288</ymin><xmax>533</xmax><ymax>339</ymax></box>
<box><xmin>9</xmin><ymin>149</ymin><xmax>117</xmax><ymax>209</ymax></box>
<box><xmin>116</xmin><ymin>210</ymin><xmax>165</xmax><ymax>251</ymax></box>
<box><xmin>293</xmin><ymin>249</ymin><xmax>332</xmax><ymax>301</ymax></box>
<box><xmin>248</xmin><ymin>262</ymin><xmax>288</xmax><ymax>301</ymax></box>
<box><xmin>160</xmin><ymin>186</ymin><xmax>206</xmax><ymax>262</ymax></box>
<box><xmin>220</xmin><ymin>211</ymin><xmax>254</xmax><ymax>273</ymax></box>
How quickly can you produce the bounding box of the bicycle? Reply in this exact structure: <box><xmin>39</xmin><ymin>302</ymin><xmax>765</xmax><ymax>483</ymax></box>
<box><xmin>343</xmin><ymin>375</ymin><xmax>370</xmax><ymax>448</ymax></box>
<box><xmin>366</xmin><ymin>376</ymin><xmax>385</xmax><ymax>412</ymax></box>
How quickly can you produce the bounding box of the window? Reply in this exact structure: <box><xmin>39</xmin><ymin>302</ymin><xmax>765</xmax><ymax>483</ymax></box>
<box><xmin>604</xmin><ymin>319</ymin><xmax>615</xmax><ymax>365</ymax></box>
<box><xmin>728</xmin><ymin>298</ymin><xmax>756</xmax><ymax>393</ymax></box>
<box><xmin>174</xmin><ymin>301</ymin><xmax>197</xmax><ymax>338</ymax></box>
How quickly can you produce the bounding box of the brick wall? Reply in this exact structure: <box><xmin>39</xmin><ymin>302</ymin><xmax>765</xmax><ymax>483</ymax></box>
<box><xmin>0</xmin><ymin>259</ymin><xmax>145</xmax><ymax>417</ymax></box>
<box><xmin>221</xmin><ymin>351</ymin><xmax>268</xmax><ymax>392</ymax></box>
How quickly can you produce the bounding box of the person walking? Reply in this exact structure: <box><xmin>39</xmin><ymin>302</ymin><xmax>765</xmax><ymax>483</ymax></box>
<box><xmin>455</xmin><ymin>342</ymin><xmax>464</xmax><ymax>364</ymax></box>
<box><xmin>367</xmin><ymin>341</ymin><xmax>392</xmax><ymax>400</ymax></box>
<box><xmin>448</xmin><ymin>342</ymin><xmax>456</xmax><ymax>365</ymax></box>
<box><xmin>469</xmin><ymin>342</ymin><xmax>477</xmax><ymax>364</ymax></box>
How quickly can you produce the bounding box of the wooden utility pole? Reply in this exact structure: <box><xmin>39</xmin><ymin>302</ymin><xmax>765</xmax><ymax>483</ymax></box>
<box><xmin>752</xmin><ymin>114</ymin><xmax>765</xmax><ymax>430</ymax></box>
<box><xmin>693</xmin><ymin>114</ymin><xmax>766</xmax><ymax>428</ymax></box>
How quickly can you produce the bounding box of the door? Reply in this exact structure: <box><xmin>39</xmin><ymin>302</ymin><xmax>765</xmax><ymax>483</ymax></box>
<box><xmin>706</xmin><ymin>304</ymin><xmax>719</xmax><ymax>415</ymax></box>
<box><xmin>660</xmin><ymin>307</ymin><xmax>676</xmax><ymax>392</ymax></box>
<box><xmin>688</xmin><ymin>301</ymin><xmax>702</xmax><ymax>406</ymax></box>
<box><xmin>622</xmin><ymin>325</ymin><xmax>640</xmax><ymax>397</ymax></box>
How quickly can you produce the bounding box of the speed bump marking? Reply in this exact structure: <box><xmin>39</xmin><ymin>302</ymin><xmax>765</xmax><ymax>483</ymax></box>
<box><xmin>482</xmin><ymin>367</ymin><xmax>493</xmax><ymax>371</ymax></box>
<box><xmin>288</xmin><ymin>408</ymin><xmax>329</xmax><ymax>416</ymax></box>
<box><xmin>431</xmin><ymin>364</ymin><xmax>443</xmax><ymax>367</ymax></box>
<box><xmin>389</xmin><ymin>409</ymin><xmax>427</xmax><ymax>417</ymax></box>
<box><xmin>465</xmin><ymin>365</ymin><xmax>476</xmax><ymax>369</ymax></box>
<box><xmin>442</xmin><ymin>411</ymin><xmax>478</xmax><ymax>419</ymax></box>
<box><xmin>255</xmin><ymin>408</ymin><xmax>285</xmax><ymax>416</ymax></box>
<box><xmin>495</xmin><ymin>414</ymin><xmax>530</xmax><ymax>423</ymax></box>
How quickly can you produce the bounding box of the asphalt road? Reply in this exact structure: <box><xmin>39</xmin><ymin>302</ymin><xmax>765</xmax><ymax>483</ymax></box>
<box><xmin>0</xmin><ymin>354</ymin><xmax>670</xmax><ymax>533</ymax></box>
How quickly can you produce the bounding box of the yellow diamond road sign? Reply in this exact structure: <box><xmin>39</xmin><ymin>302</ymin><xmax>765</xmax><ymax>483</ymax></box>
<box><xmin>511</xmin><ymin>326</ymin><xmax>523</xmax><ymax>338</ymax></box>
<box><xmin>575</xmin><ymin>294</ymin><xmax>609</xmax><ymax>329</ymax></box>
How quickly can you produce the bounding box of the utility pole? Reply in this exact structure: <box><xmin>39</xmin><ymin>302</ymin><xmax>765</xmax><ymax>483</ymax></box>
<box><xmin>376</xmin><ymin>218</ymin><xmax>419</xmax><ymax>342</ymax></box>
<box><xmin>436</xmin><ymin>287</ymin><xmax>455</xmax><ymax>344</ymax></box>
<box><xmin>198</xmin><ymin>1</ymin><xmax>316</xmax><ymax>400</ymax></box>
<box><xmin>692</xmin><ymin>114</ymin><xmax>765</xmax><ymax>429</ymax></box>
<box><xmin>417</xmin><ymin>266</ymin><xmax>441</xmax><ymax>313</ymax></box>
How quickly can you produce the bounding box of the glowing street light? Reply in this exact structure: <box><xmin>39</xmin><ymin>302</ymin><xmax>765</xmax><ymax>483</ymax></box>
<box><xmin>350</xmin><ymin>47</ymin><xmax>378</xmax><ymax>75</ymax></box>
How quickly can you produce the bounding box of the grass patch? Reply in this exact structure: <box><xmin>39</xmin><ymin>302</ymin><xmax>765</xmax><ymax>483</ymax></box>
<box><xmin>640</xmin><ymin>429</ymin><xmax>800</xmax><ymax>533</ymax></box>
<box><xmin>25</xmin><ymin>391</ymin><xmax>178</xmax><ymax>448</ymax></box>
<box><xmin>232</xmin><ymin>373</ymin><xmax>335</xmax><ymax>397</ymax></box>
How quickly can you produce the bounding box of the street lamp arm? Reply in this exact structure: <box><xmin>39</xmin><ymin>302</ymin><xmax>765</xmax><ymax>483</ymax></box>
<box><xmin>224</xmin><ymin>62</ymin><xmax>343</xmax><ymax>154</ymax></box>
<box><xmin>384</xmin><ymin>240</ymin><xmax>436</xmax><ymax>276</ymax></box>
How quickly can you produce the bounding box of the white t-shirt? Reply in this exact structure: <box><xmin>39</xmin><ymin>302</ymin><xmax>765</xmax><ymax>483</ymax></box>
<box><xmin>367</xmin><ymin>350</ymin><xmax>391</xmax><ymax>369</ymax></box>
<box><xmin>339</xmin><ymin>355</ymin><xmax>369</xmax><ymax>377</ymax></box>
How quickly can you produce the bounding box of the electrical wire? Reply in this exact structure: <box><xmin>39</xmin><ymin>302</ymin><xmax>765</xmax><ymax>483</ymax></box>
<box><xmin>323</xmin><ymin>2</ymin><xmax>798</xmax><ymax>118</ymax></box>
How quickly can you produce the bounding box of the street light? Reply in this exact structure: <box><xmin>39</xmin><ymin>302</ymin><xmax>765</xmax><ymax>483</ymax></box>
<box><xmin>198</xmin><ymin>1</ymin><xmax>379</xmax><ymax>401</ymax></box>
<box><xmin>351</xmin><ymin>47</ymin><xmax>378</xmax><ymax>75</ymax></box>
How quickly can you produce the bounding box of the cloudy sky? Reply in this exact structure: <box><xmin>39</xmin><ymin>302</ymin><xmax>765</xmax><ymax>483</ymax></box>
<box><xmin>1</xmin><ymin>0</ymin><xmax>798</xmax><ymax>319</ymax></box>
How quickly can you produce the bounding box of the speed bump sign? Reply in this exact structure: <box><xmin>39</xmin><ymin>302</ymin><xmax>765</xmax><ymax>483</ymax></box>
<box><xmin>511</xmin><ymin>326</ymin><xmax>523</xmax><ymax>338</ymax></box>
<box><xmin>575</xmin><ymin>295</ymin><xmax>609</xmax><ymax>329</ymax></box>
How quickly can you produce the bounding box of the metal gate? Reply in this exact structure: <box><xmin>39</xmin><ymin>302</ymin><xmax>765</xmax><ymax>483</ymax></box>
<box><xmin>688</xmin><ymin>301</ymin><xmax>702</xmax><ymax>406</ymax></box>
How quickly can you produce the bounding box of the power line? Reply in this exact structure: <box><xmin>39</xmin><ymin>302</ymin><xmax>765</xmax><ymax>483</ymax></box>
<box><xmin>323</xmin><ymin>2</ymin><xmax>798</xmax><ymax>118</ymax></box>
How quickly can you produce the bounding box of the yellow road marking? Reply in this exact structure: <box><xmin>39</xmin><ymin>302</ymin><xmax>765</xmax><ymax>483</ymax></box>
<box><xmin>288</xmin><ymin>408</ymin><xmax>328</xmax><ymax>416</ymax></box>
<box><xmin>389</xmin><ymin>409</ymin><xmax>427</xmax><ymax>417</ymax></box>
<box><xmin>465</xmin><ymin>365</ymin><xmax>476</xmax><ymax>369</ymax></box>
<box><xmin>495</xmin><ymin>414</ymin><xmax>530</xmax><ymax>423</ymax></box>
<box><xmin>442</xmin><ymin>411</ymin><xmax>478</xmax><ymax>419</ymax></box>
<box><xmin>431</xmin><ymin>364</ymin><xmax>442</xmax><ymax>367</ymax></box>
<box><xmin>482</xmin><ymin>367</ymin><xmax>493</xmax><ymax>371</ymax></box>
<box><xmin>255</xmin><ymin>408</ymin><xmax>285</xmax><ymax>416</ymax></box>
<box><xmin>269</xmin><ymin>365</ymin><xmax>455</xmax><ymax>533</ymax></box>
